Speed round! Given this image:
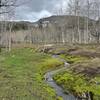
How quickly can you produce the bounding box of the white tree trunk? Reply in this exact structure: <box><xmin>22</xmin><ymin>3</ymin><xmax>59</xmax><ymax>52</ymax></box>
<box><xmin>62</xmin><ymin>31</ymin><xmax>65</xmax><ymax>44</ymax></box>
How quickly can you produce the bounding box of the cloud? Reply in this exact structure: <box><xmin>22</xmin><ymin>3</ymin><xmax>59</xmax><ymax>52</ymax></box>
<box><xmin>14</xmin><ymin>0</ymin><xmax>68</xmax><ymax>22</ymax></box>
<box><xmin>14</xmin><ymin>6</ymin><xmax>52</xmax><ymax>22</ymax></box>
<box><xmin>22</xmin><ymin>10</ymin><xmax>52</xmax><ymax>22</ymax></box>
<box><xmin>52</xmin><ymin>0</ymin><xmax>69</xmax><ymax>15</ymax></box>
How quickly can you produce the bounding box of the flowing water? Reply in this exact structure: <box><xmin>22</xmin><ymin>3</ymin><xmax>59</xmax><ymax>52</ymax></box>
<box><xmin>45</xmin><ymin>55</ymin><xmax>76</xmax><ymax>100</ymax></box>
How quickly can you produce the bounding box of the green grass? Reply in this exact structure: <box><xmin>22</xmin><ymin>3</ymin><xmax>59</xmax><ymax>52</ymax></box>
<box><xmin>60</xmin><ymin>54</ymin><xmax>89</xmax><ymax>64</ymax></box>
<box><xmin>54</xmin><ymin>71</ymin><xmax>100</xmax><ymax>99</ymax></box>
<box><xmin>53</xmin><ymin>55</ymin><xmax>100</xmax><ymax>100</ymax></box>
<box><xmin>51</xmin><ymin>46</ymin><xmax>100</xmax><ymax>100</ymax></box>
<box><xmin>0</xmin><ymin>48</ymin><xmax>63</xmax><ymax>100</ymax></box>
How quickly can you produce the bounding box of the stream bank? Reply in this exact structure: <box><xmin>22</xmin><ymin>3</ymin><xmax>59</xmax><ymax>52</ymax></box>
<box><xmin>45</xmin><ymin>55</ymin><xmax>76</xmax><ymax>100</ymax></box>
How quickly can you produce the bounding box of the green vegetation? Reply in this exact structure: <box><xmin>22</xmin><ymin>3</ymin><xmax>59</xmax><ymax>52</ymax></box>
<box><xmin>0</xmin><ymin>48</ymin><xmax>63</xmax><ymax>100</ymax></box>
<box><xmin>60</xmin><ymin>54</ymin><xmax>89</xmax><ymax>64</ymax></box>
<box><xmin>54</xmin><ymin>71</ymin><xmax>100</xmax><ymax>100</ymax></box>
<box><xmin>56</xmin><ymin>96</ymin><xmax>63</xmax><ymax>100</ymax></box>
<box><xmin>54</xmin><ymin>54</ymin><xmax>100</xmax><ymax>100</ymax></box>
<box><xmin>1</xmin><ymin>45</ymin><xmax>100</xmax><ymax>100</ymax></box>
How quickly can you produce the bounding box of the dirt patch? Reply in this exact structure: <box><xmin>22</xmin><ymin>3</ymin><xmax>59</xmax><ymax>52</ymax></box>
<box><xmin>38</xmin><ymin>45</ymin><xmax>100</xmax><ymax>58</ymax></box>
<box><xmin>71</xmin><ymin>60</ymin><xmax>100</xmax><ymax>77</ymax></box>
<box><xmin>69</xmin><ymin>50</ymin><xmax>100</xmax><ymax>58</ymax></box>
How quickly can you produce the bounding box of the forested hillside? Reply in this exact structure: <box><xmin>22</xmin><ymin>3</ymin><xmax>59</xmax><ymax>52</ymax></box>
<box><xmin>0</xmin><ymin>15</ymin><xmax>100</xmax><ymax>49</ymax></box>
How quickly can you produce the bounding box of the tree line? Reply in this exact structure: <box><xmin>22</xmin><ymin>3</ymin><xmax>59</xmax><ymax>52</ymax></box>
<box><xmin>0</xmin><ymin>0</ymin><xmax>100</xmax><ymax>51</ymax></box>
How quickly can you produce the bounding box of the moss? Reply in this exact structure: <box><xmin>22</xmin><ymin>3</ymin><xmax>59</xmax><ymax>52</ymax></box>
<box><xmin>56</xmin><ymin>96</ymin><xmax>63</xmax><ymax>100</ymax></box>
<box><xmin>54</xmin><ymin>71</ymin><xmax>100</xmax><ymax>99</ymax></box>
<box><xmin>60</xmin><ymin>54</ymin><xmax>88</xmax><ymax>64</ymax></box>
<box><xmin>0</xmin><ymin>48</ymin><xmax>63</xmax><ymax>100</ymax></box>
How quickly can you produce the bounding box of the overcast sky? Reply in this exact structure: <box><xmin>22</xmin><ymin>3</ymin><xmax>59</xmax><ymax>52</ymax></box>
<box><xmin>14</xmin><ymin>0</ymin><xmax>69</xmax><ymax>22</ymax></box>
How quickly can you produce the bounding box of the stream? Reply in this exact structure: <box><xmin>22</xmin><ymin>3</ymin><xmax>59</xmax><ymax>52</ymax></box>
<box><xmin>45</xmin><ymin>55</ymin><xmax>76</xmax><ymax>100</ymax></box>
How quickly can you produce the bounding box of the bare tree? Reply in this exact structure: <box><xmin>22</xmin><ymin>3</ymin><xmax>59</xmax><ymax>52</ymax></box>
<box><xmin>90</xmin><ymin>0</ymin><xmax>100</xmax><ymax>43</ymax></box>
<box><xmin>0</xmin><ymin>0</ymin><xmax>17</xmax><ymax>14</ymax></box>
<box><xmin>0</xmin><ymin>0</ymin><xmax>17</xmax><ymax>51</ymax></box>
<box><xmin>67</xmin><ymin>0</ymin><xmax>82</xmax><ymax>43</ymax></box>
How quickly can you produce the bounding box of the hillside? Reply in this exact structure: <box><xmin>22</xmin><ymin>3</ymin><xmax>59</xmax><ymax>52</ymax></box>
<box><xmin>0</xmin><ymin>15</ymin><xmax>97</xmax><ymax>31</ymax></box>
<box><xmin>0</xmin><ymin>21</ymin><xmax>34</xmax><ymax>31</ymax></box>
<box><xmin>0</xmin><ymin>15</ymin><xmax>100</xmax><ymax>46</ymax></box>
<box><xmin>38</xmin><ymin>15</ymin><xmax>95</xmax><ymax>29</ymax></box>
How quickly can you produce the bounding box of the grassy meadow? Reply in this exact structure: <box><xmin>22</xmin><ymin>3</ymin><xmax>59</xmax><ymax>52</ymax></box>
<box><xmin>0</xmin><ymin>44</ymin><xmax>100</xmax><ymax>100</ymax></box>
<box><xmin>0</xmin><ymin>48</ymin><xmax>63</xmax><ymax>100</ymax></box>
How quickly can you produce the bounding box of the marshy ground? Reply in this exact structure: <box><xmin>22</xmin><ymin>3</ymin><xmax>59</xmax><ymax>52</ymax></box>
<box><xmin>0</xmin><ymin>44</ymin><xmax>100</xmax><ymax>100</ymax></box>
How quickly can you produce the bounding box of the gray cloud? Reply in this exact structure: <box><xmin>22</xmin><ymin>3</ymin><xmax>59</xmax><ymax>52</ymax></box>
<box><xmin>14</xmin><ymin>0</ymin><xmax>68</xmax><ymax>22</ymax></box>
